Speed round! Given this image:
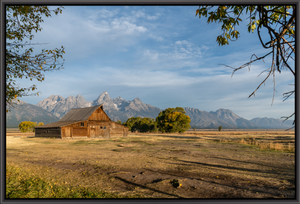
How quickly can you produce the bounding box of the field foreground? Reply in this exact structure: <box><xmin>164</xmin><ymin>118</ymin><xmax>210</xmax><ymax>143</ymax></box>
<box><xmin>6</xmin><ymin>130</ymin><xmax>295</xmax><ymax>199</ymax></box>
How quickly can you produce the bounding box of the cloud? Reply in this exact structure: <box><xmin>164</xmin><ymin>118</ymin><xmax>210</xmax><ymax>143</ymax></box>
<box><xmin>17</xmin><ymin>6</ymin><xmax>293</xmax><ymax>120</ymax></box>
<box><xmin>87</xmin><ymin>8</ymin><xmax>118</xmax><ymax>19</ymax></box>
<box><xmin>32</xmin><ymin>7</ymin><xmax>153</xmax><ymax>60</ymax></box>
<box><xmin>83</xmin><ymin>67</ymin><xmax>198</xmax><ymax>88</ymax></box>
<box><xmin>175</xmin><ymin>40</ymin><xmax>188</xmax><ymax>45</ymax></box>
<box><xmin>131</xmin><ymin>10</ymin><xmax>161</xmax><ymax>20</ymax></box>
<box><xmin>148</xmin><ymin>33</ymin><xmax>163</xmax><ymax>41</ymax></box>
<box><xmin>147</xmin><ymin>13</ymin><xmax>160</xmax><ymax>20</ymax></box>
<box><xmin>140</xmin><ymin>40</ymin><xmax>205</xmax><ymax>70</ymax></box>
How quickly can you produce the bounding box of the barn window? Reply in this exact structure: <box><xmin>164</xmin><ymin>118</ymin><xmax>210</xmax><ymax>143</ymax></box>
<box><xmin>100</xmin><ymin>126</ymin><xmax>102</xmax><ymax>129</ymax></box>
<box><xmin>81</xmin><ymin>122</ymin><xmax>84</xmax><ymax>127</ymax></box>
<box><xmin>104</xmin><ymin>126</ymin><xmax>106</xmax><ymax>129</ymax></box>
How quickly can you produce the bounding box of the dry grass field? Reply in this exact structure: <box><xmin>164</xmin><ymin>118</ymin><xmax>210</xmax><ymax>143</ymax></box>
<box><xmin>6</xmin><ymin>129</ymin><xmax>295</xmax><ymax>199</ymax></box>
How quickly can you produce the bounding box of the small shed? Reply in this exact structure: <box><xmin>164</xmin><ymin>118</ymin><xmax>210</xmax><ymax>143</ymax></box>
<box><xmin>35</xmin><ymin>105</ymin><xmax>128</xmax><ymax>139</ymax></box>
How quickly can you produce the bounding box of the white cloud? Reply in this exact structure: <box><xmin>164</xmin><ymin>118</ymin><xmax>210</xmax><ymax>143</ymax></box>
<box><xmin>32</xmin><ymin>7</ymin><xmax>150</xmax><ymax>59</ymax></box>
<box><xmin>148</xmin><ymin>33</ymin><xmax>163</xmax><ymax>41</ymax></box>
<box><xmin>141</xmin><ymin>40</ymin><xmax>203</xmax><ymax>69</ymax></box>
<box><xmin>144</xmin><ymin>50</ymin><xmax>159</xmax><ymax>60</ymax></box>
<box><xmin>88</xmin><ymin>8</ymin><xmax>118</xmax><ymax>20</ymax></box>
<box><xmin>175</xmin><ymin>40</ymin><xmax>188</xmax><ymax>45</ymax></box>
<box><xmin>85</xmin><ymin>67</ymin><xmax>198</xmax><ymax>88</ymax></box>
<box><xmin>18</xmin><ymin>6</ymin><xmax>293</xmax><ymax>120</ymax></box>
<box><xmin>131</xmin><ymin>10</ymin><xmax>146</xmax><ymax>18</ymax></box>
<box><xmin>147</xmin><ymin>13</ymin><xmax>160</xmax><ymax>20</ymax></box>
<box><xmin>131</xmin><ymin>10</ymin><xmax>160</xmax><ymax>20</ymax></box>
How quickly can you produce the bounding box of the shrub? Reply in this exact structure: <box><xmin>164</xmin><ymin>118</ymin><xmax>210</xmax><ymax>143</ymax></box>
<box><xmin>18</xmin><ymin>121</ymin><xmax>44</xmax><ymax>133</ymax></box>
<box><xmin>123</xmin><ymin>117</ymin><xmax>157</xmax><ymax>133</ymax></box>
<box><xmin>156</xmin><ymin>107</ymin><xmax>191</xmax><ymax>133</ymax></box>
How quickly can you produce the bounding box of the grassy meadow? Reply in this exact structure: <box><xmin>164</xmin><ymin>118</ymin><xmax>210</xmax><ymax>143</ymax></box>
<box><xmin>6</xmin><ymin>129</ymin><xmax>295</xmax><ymax>199</ymax></box>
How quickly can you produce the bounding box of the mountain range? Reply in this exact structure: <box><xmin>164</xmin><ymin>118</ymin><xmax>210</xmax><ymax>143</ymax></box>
<box><xmin>6</xmin><ymin>91</ymin><xmax>293</xmax><ymax>129</ymax></box>
<box><xmin>6</xmin><ymin>100</ymin><xmax>60</xmax><ymax>128</ymax></box>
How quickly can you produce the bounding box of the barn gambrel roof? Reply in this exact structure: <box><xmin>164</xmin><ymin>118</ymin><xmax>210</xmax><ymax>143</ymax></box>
<box><xmin>34</xmin><ymin>120</ymin><xmax>84</xmax><ymax>128</ymax></box>
<box><xmin>59</xmin><ymin>105</ymin><xmax>104</xmax><ymax>121</ymax></box>
<box><xmin>35</xmin><ymin>105</ymin><xmax>111</xmax><ymax>128</ymax></box>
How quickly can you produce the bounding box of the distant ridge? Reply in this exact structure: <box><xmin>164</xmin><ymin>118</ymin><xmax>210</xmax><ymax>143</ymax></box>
<box><xmin>36</xmin><ymin>91</ymin><xmax>161</xmax><ymax>123</ymax></box>
<box><xmin>209</xmin><ymin>109</ymin><xmax>261</xmax><ymax>129</ymax></box>
<box><xmin>6</xmin><ymin>100</ymin><xmax>60</xmax><ymax>127</ymax></box>
<box><xmin>250</xmin><ymin>117</ymin><xmax>293</xmax><ymax>129</ymax></box>
<box><xmin>184</xmin><ymin>107</ymin><xmax>236</xmax><ymax>129</ymax></box>
<box><xmin>6</xmin><ymin>91</ymin><xmax>294</xmax><ymax>129</ymax></box>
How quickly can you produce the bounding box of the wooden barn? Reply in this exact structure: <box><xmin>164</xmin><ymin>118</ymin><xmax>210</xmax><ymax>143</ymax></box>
<box><xmin>35</xmin><ymin>105</ymin><xmax>128</xmax><ymax>139</ymax></box>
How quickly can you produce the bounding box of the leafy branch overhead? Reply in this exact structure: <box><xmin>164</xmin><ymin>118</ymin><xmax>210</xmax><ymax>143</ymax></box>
<box><xmin>6</xmin><ymin>6</ymin><xmax>65</xmax><ymax>110</ymax></box>
<box><xmin>196</xmin><ymin>5</ymin><xmax>295</xmax><ymax>126</ymax></box>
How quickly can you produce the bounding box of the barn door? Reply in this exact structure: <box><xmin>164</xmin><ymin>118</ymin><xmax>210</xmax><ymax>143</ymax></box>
<box><xmin>96</xmin><ymin>126</ymin><xmax>100</xmax><ymax>137</ymax></box>
<box><xmin>99</xmin><ymin>127</ymin><xmax>104</xmax><ymax>137</ymax></box>
<box><xmin>90</xmin><ymin>127</ymin><xmax>96</xmax><ymax>137</ymax></box>
<box><xmin>103</xmin><ymin>126</ymin><xmax>110</xmax><ymax>138</ymax></box>
<box><xmin>65</xmin><ymin>127</ymin><xmax>71</xmax><ymax>138</ymax></box>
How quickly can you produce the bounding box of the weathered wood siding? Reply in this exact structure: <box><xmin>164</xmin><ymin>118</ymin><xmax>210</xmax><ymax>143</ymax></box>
<box><xmin>35</xmin><ymin>128</ymin><xmax>61</xmax><ymax>138</ymax></box>
<box><xmin>110</xmin><ymin>122</ymin><xmax>125</xmax><ymax>129</ymax></box>
<box><xmin>110</xmin><ymin>128</ymin><xmax>123</xmax><ymax>137</ymax></box>
<box><xmin>88</xmin><ymin>107</ymin><xmax>110</xmax><ymax>121</ymax></box>
<box><xmin>69</xmin><ymin>121</ymin><xmax>87</xmax><ymax>128</ymax></box>
<box><xmin>73</xmin><ymin>128</ymin><xmax>88</xmax><ymax>136</ymax></box>
<box><xmin>88</xmin><ymin>120</ymin><xmax>110</xmax><ymax>127</ymax></box>
<box><xmin>35</xmin><ymin>106</ymin><xmax>128</xmax><ymax>138</ymax></box>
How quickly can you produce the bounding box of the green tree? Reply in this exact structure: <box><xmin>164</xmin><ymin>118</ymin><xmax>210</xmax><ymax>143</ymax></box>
<box><xmin>156</xmin><ymin>107</ymin><xmax>191</xmax><ymax>133</ymax></box>
<box><xmin>116</xmin><ymin>120</ymin><xmax>122</xmax><ymax>124</ymax></box>
<box><xmin>123</xmin><ymin>117</ymin><xmax>157</xmax><ymax>132</ymax></box>
<box><xmin>218</xmin><ymin>126</ymin><xmax>222</xmax><ymax>131</ymax></box>
<box><xmin>196</xmin><ymin>5</ymin><xmax>295</xmax><ymax>127</ymax></box>
<box><xmin>6</xmin><ymin>6</ymin><xmax>65</xmax><ymax>110</ymax></box>
<box><xmin>123</xmin><ymin>117</ymin><xmax>142</xmax><ymax>132</ymax></box>
<box><xmin>139</xmin><ymin>117</ymin><xmax>157</xmax><ymax>132</ymax></box>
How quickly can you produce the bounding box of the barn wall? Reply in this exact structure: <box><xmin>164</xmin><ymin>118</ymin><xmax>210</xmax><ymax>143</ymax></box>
<box><xmin>69</xmin><ymin>121</ymin><xmax>87</xmax><ymax>128</ymax></box>
<box><xmin>35</xmin><ymin>128</ymin><xmax>61</xmax><ymax>138</ymax></box>
<box><xmin>34</xmin><ymin>107</ymin><xmax>129</xmax><ymax>138</ymax></box>
<box><xmin>88</xmin><ymin>120</ymin><xmax>110</xmax><ymax>127</ymax></box>
<box><xmin>73</xmin><ymin>127</ymin><xmax>88</xmax><ymax>136</ymax></box>
<box><xmin>88</xmin><ymin>124</ymin><xmax>110</xmax><ymax>138</ymax></box>
<box><xmin>110</xmin><ymin>128</ymin><xmax>124</xmax><ymax>137</ymax></box>
<box><xmin>109</xmin><ymin>121</ymin><xmax>129</xmax><ymax>137</ymax></box>
<box><xmin>88</xmin><ymin>107</ymin><xmax>110</xmax><ymax>121</ymax></box>
<box><xmin>123</xmin><ymin>128</ymin><xmax>128</xmax><ymax>137</ymax></box>
<box><xmin>61</xmin><ymin>127</ymin><xmax>71</xmax><ymax>138</ymax></box>
<box><xmin>110</xmin><ymin>122</ymin><xmax>126</xmax><ymax>129</ymax></box>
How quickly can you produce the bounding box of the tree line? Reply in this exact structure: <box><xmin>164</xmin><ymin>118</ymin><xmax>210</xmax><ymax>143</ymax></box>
<box><xmin>121</xmin><ymin>107</ymin><xmax>191</xmax><ymax>133</ymax></box>
<box><xmin>17</xmin><ymin>107</ymin><xmax>191</xmax><ymax>133</ymax></box>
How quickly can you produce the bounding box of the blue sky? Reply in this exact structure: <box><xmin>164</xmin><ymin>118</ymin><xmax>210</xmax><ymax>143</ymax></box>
<box><xmin>16</xmin><ymin>6</ymin><xmax>294</xmax><ymax>120</ymax></box>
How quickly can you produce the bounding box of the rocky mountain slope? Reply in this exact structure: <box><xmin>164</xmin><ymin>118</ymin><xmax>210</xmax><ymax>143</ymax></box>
<box><xmin>184</xmin><ymin>107</ymin><xmax>237</xmax><ymax>129</ymax></box>
<box><xmin>250</xmin><ymin>117</ymin><xmax>294</xmax><ymax>129</ymax></box>
<box><xmin>7</xmin><ymin>91</ymin><xmax>294</xmax><ymax>129</ymax></box>
<box><xmin>36</xmin><ymin>91</ymin><xmax>162</xmax><ymax>122</ymax></box>
<box><xmin>6</xmin><ymin>100</ymin><xmax>60</xmax><ymax>127</ymax></box>
<box><xmin>209</xmin><ymin>109</ymin><xmax>261</xmax><ymax>129</ymax></box>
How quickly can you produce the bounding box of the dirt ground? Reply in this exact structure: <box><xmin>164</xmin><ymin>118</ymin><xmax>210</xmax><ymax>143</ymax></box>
<box><xmin>6</xmin><ymin>130</ymin><xmax>295</xmax><ymax>198</ymax></box>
